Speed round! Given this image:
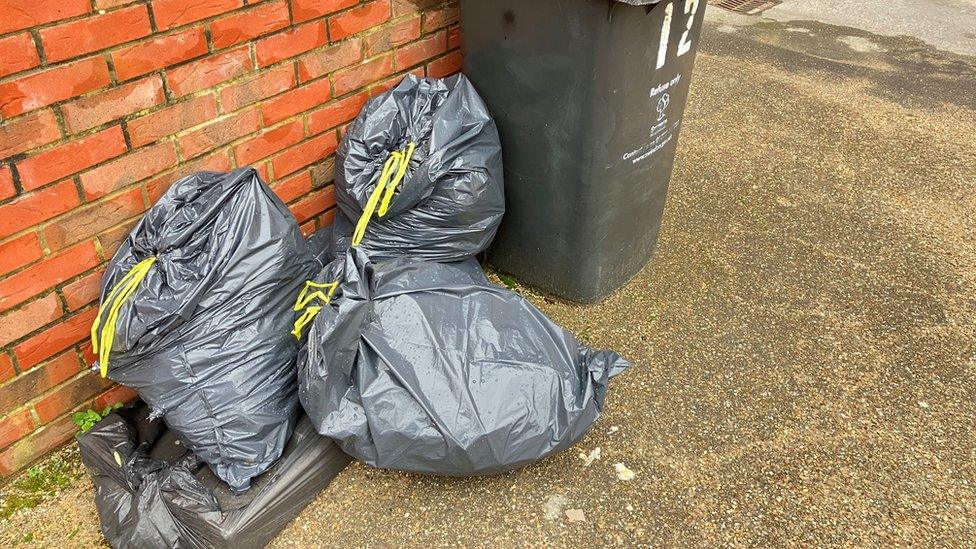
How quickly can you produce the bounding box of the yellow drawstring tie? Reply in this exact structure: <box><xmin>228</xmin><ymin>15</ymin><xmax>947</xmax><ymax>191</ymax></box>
<box><xmin>291</xmin><ymin>280</ymin><xmax>339</xmax><ymax>340</ymax></box>
<box><xmin>293</xmin><ymin>143</ymin><xmax>415</xmax><ymax>338</ymax></box>
<box><xmin>351</xmin><ymin>142</ymin><xmax>416</xmax><ymax>248</ymax></box>
<box><xmin>91</xmin><ymin>256</ymin><xmax>157</xmax><ymax>378</ymax></box>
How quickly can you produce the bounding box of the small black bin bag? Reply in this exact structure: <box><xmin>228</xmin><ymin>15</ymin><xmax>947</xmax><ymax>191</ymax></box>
<box><xmin>298</xmin><ymin>249</ymin><xmax>630</xmax><ymax>475</ymax></box>
<box><xmin>328</xmin><ymin>73</ymin><xmax>505</xmax><ymax>263</ymax></box>
<box><xmin>78</xmin><ymin>404</ymin><xmax>351</xmax><ymax>549</ymax></box>
<box><xmin>91</xmin><ymin>168</ymin><xmax>319</xmax><ymax>492</ymax></box>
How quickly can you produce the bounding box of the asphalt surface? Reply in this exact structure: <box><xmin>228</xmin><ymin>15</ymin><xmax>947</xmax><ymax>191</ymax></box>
<box><xmin>766</xmin><ymin>0</ymin><xmax>976</xmax><ymax>57</ymax></box>
<box><xmin>2</xmin><ymin>4</ymin><xmax>975</xmax><ymax>547</ymax></box>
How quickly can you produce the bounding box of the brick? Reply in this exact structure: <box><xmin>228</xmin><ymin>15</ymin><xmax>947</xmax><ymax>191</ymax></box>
<box><xmin>0</xmin><ymin>109</ymin><xmax>61</xmax><ymax>159</ymax></box>
<box><xmin>0</xmin><ymin>232</ymin><xmax>43</xmax><ymax>276</ymax></box>
<box><xmin>310</xmin><ymin>156</ymin><xmax>335</xmax><ymax>187</ymax></box>
<box><xmin>234</xmin><ymin>120</ymin><xmax>304</xmax><ymax>166</ymax></box>
<box><xmin>370</xmin><ymin>67</ymin><xmax>423</xmax><ymax>96</ymax></box>
<box><xmin>80</xmin><ymin>341</ymin><xmax>97</xmax><ymax>366</ymax></box>
<box><xmin>152</xmin><ymin>0</ymin><xmax>244</xmax><ymax>30</ymax></box>
<box><xmin>62</xmin><ymin>270</ymin><xmax>105</xmax><ymax>312</ymax></box>
<box><xmin>297</xmin><ymin>38</ymin><xmax>363</xmax><ymax>82</ymax></box>
<box><xmin>291</xmin><ymin>0</ymin><xmax>357</xmax><ymax>24</ymax></box>
<box><xmin>0</xmin><ymin>241</ymin><xmax>99</xmax><ymax>313</ymax></box>
<box><xmin>364</xmin><ymin>17</ymin><xmax>420</xmax><ymax>57</ymax></box>
<box><xmin>97</xmin><ymin>223</ymin><xmax>137</xmax><ymax>258</ymax></box>
<box><xmin>272</xmin><ymin>170</ymin><xmax>312</xmax><ymax>202</ymax></box>
<box><xmin>332</xmin><ymin>53</ymin><xmax>394</xmax><ymax>96</ymax></box>
<box><xmin>128</xmin><ymin>93</ymin><xmax>218</xmax><ymax>147</ymax></box>
<box><xmin>307</xmin><ymin>92</ymin><xmax>367</xmax><ymax>135</ymax></box>
<box><xmin>0</xmin><ymin>294</ymin><xmax>63</xmax><ymax>347</ymax></box>
<box><xmin>211</xmin><ymin>0</ymin><xmax>290</xmax><ymax>49</ymax></box>
<box><xmin>14</xmin><ymin>308</ymin><xmax>99</xmax><ymax>370</ymax></box>
<box><xmin>112</xmin><ymin>27</ymin><xmax>209</xmax><ymax>81</ymax></box>
<box><xmin>254</xmin><ymin>162</ymin><xmax>271</xmax><ymax>183</ymax></box>
<box><xmin>0</xmin><ymin>33</ymin><xmax>39</xmax><ymax>79</ymax></box>
<box><xmin>61</xmin><ymin>76</ymin><xmax>166</xmax><ymax>133</ymax></box>
<box><xmin>0</xmin><ymin>166</ymin><xmax>13</xmax><ymax>200</ymax></box>
<box><xmin>40</xmin><ymin>5</ymin><xmax>152</xmax><ymax>63</ymax></box>
<box><xmin>80</xmin><ymin>141</ymin><xmax>179</xmax><ymax>199</ymax></box>
<box><xmin>16</xmin><ymin>126</ymin><xmax>128</xmax><ymax>191</ymax></box>
<box><xmin>35</xmin><ymin>373</ymin><xmax>114</xmax><ymax>424</ymax></box>
<box><xmin>0</xmin><ymin>409</ymin><xmax>34</xmax><ymax>451</ymax></box>
<box><xmin>329</xmin><ymin>1</ymin><xmax>391</xmax><ymax>42</ymax></box>
<box><xmin>220</xmin><ymin>64</ymin><xmax>295</xmax><ymax>112</ymax></box>
<box><xmin>0</xmin><ymin>414</ymin><xmax>77</xmax><ymax>477</ymax></box>
<box><xmin>94</xmin><ymin>385</ymin><xmax>138</xmax><ymax>410</ymax></box>
<box><xmin>423</xmin><ymin>4</ymin><xmax>459</xmax><ymax>33</ymax></box>
<box><xmin>255</xmin><ymin>20</ymin><xmax>327</xmax><ymax>67</ymax></box>
<box><xmin>43</xmin><ymin>187</ymin><xmax>146</xmax><ymax>250</ymax></box>
<box><xmin>167</xmin><ymin>47</ymin><xmax>253</xmax><ymax>97</ymax></box>
<box><xmin>314</xmin><ymin>207</ymin><xmax>336</xmax><ymax>228</ymax></box>
<box><xmin>262</xmin><ymin>78</ymin><xmax>332</xmax><ymax>125</ymax></box>
<box><xmin>0</xmin><ymin>57</ymin><xmax>110</xmax><ymax>117</ymax></box>
<box><xmin>395</xmin><ymin>31</ymin><xmax>446</xmax><ymax>70</ymax></box>
<box><xmin>447</xmin><ymin>25</ymin><xmax>460</xmax><ymax>49</ymax></box>
<box><xmin>179</xmin><ymin>108</ymin><xmax>260</xmax><ymax>159</ymax></box>
<box><xmin>97</xmin><ymin>0</ymin><xmax>139</xmax><ymax>8</ymax></box>
<box><xmin>0</xmin><ymin>181</ymin><xmax>81</xmax><ymax>240</ymax></box>
<box><xmin>146</xmin><ymin>151</ymin><xmax>232</xmax><ymax>202</ymax></box>
<box><xmin>289</xmin><ymin>185</ymin><xmax>335</xmax><ymax>223</ymax></box>
<box><xmin>391</xmin><ymin>0</ymin><xmax>439</xmax><ymax>18</ymax></box>
<box><xmin>0</xmin><ymin>0</ymin><xmax>90</xmax><ymax>35</ymax></box>
<box><xmin>271</xmin><ymin>131</ymin><xmax>338</xmax><ymax>178</ymax></box>
<box><xmin>427</xmin><ymin>50</ymin><xmax>462</xmax><ymax>79</ymax></box>
<box><xmin>0</xmin><ymin>354</ymin><xmax>12</xmax><ymax>383</ymax></box>
<box><xmin>0</xmin><ymin>353</ymin><xmax>82</xmax><ymax>413</ymax></box>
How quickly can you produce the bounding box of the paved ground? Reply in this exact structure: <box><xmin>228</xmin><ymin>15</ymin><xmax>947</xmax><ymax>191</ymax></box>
<box><xmin>2</xmin><ymin>4</ymin><xmax>975</xmax><ymax>547</ymax></box>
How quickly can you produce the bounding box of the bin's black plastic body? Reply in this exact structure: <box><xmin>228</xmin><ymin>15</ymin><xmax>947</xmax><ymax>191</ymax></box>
<box><xmin>460</xmin><ymin>0</ymin><xmax>706</xmax><ymax>302</ymax></box>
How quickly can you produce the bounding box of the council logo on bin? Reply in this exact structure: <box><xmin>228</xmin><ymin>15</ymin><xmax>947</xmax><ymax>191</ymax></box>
<box><xmin>656</xmin><ymin>93</ymin><xmax>671</xmax><ymax>120</ymax></box>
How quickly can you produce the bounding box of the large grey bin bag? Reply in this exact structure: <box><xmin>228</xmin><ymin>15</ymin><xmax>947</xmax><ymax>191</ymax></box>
<box><xmin>78</xmin><ymin>403</ymin><xmax>351</xmax><ymax>549</ymax></box>
<box><xmin>328</xmin><ymin>73</ymin><xmax>504</xmax><ymax>263</ymax></box>
<box><xmin>299</xmin><ymin>250</ymin><xmax>630</xmax><ymax>475</ymax></box>
<box><xmin>90</xmin><ymin>168</ymin><xmax>319</xmax><ymax>492</ymax></box>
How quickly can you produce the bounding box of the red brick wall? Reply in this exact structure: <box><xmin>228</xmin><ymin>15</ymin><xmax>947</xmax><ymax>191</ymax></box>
<box><xmin>0</xmin><ymin>0</ymin><xmax>462</xmax><ymax>479</ymax></box>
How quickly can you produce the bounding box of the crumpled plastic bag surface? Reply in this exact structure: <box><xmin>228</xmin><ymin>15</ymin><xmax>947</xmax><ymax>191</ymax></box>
<box><xmin>78</xmin><ymin>404</ymin><xmax>350</xmax><ymax>549</ymax></box>
<box><xmin>298</xmin><ymin>249</ymin><xmax>630</xmax><ymax>475</ymax></box>
<box><xmin>92</xmin><ymin>168</ymin><xmax>318</xmax><ymax>492</ymax></box>
<box><xmin>327</xmin><ymin>73</ymin><xmax>504</xmax><ymax>263</ymax></box>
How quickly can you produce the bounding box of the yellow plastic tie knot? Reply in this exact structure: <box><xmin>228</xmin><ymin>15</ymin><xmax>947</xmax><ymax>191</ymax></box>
<box><xmin>291</xmin><ymin>279</ymin><xmax>339</xmax><ymax>340</ymax></box>
<box><xmin>351</xmin><ymin>142</ymin><xmax>417</xmax><ymax>248</ymax></box>
<box><xmin>91</xmin><ymin>256</ymin><xmax>157</xmax><ymax>378</ymax></box>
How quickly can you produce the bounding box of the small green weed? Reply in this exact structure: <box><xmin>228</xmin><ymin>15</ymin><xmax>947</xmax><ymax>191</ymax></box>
<box><xmin>497</xmin><ymin>274</ymin><xmax>519</xmax><ymax>291</ymax></box>
<box><xmin>71</xmin><ymin>403</ymin><xmax>122</xmax><ymax>434</ymax></box>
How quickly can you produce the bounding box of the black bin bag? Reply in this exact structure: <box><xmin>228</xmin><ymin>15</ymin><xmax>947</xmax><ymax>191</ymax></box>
<box><xmin>326</xmin><ymin>73</ymin><xmax>504</xmax><ymax>263</ymax></box>
<box><xmin>89</xmin><ymin>168</ymin><xmax>319</xmax><ymax>492</ymax></box>
<box><xmin>78</xmin><ymin>403</ymin><xmax>351</xmax><ymax>548</ymax></box>
<box><xmin>298</xmin><ymin>250</ymin><xmax>630</xmax><ymax>475</ymax></box>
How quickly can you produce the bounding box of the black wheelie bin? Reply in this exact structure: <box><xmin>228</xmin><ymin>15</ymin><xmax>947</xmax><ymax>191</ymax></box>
<box><xmin>460</xmin><ymin>0</ymin><xmax>707</xmax><ymax>302</ymax></box>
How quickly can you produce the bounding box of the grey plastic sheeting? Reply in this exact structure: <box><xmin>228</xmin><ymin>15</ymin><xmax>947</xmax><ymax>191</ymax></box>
<box><xmin>327</xmin><ymin>74</ymin><xmax>504</xmax><ymax>263</ymax></box>
<box><xmin>92</xmin><ymin>169</ymin><xmax>318</xmax><ymax>492</ymax></box>
<box><xmin>78</xmin><ymin>404</ymin><xmax>350</xmax><ymax>549</ymax></box>
<box><xmin>299</xmin><ymin>249</ymin><xmax>630</xmax><ymax>475</ymax></box>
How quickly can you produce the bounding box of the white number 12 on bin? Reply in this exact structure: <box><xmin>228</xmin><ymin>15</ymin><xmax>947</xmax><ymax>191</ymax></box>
<box><xmin>656</xmin><ymin>0</ymin><xmax>700</xmax><ymax>70</ymax></box>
